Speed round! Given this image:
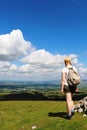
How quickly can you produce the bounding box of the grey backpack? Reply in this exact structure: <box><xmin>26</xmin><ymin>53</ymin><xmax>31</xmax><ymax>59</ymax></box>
<box><xmin>67</xmin><ymin>67</ymin><xmax>80</xmax><ymax>86</ymax></box>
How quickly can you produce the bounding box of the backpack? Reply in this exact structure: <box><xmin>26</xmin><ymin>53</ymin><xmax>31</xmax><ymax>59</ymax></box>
<box><xmin>67</xmin><ymin>67</ymin><xmax>80</xmax><ymax>86</ymax></box>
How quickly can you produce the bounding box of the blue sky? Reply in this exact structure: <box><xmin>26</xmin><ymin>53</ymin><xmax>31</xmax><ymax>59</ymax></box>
<box><xmin>0</xmin><ymin>0</ymin><xmax>87</xmax><ymax>81</ymax></box>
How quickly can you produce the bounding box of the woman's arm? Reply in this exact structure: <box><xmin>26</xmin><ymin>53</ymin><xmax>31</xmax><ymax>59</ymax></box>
<box><xmin>61</xmin><ymin>72</ymin><xmax>65</xmax><ymax>94</ymax></box>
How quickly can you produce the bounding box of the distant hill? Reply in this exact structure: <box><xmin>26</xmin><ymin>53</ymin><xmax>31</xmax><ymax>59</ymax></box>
<box><xmin>0</xmin><ymin>80</ymin><xmax>87</xmax><ymax>91</ymax></box>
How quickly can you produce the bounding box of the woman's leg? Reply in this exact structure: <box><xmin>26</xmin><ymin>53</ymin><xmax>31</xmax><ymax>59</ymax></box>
<box><xmin>66</xmin><ymin>92</ymin><xmax>73</xmax><ymax>115</ymax></box>
<box><xmin>71</xmin><ymin>93</ymin><xmax>75</xmax><ymax>110</ymax></box>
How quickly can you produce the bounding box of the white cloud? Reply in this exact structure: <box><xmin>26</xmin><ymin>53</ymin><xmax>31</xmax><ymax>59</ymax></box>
<box><xmin>0</xmin><ymin>29</ymin><xmax>87</xmax><ymax>81</ymax></box>
<box><xmin>0</xmin><ymin>29</ymin><xmax>35</xmax><ymax>61</ymax></box>
<box><xmin>19</xmin><ymin>49</ymin><xmax>80</xmax><ymax>80</ymax></box>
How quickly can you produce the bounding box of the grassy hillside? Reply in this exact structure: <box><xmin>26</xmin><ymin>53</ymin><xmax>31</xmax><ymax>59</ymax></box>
<box><xmin>0</xmin><ymin>100</ymin><xmax>87</xmax><ymax>130</ymax></box>
<box><xmin>0</xmin><ymin>89</ymin><xmax>87</xmax><ymax>130</ymax></box>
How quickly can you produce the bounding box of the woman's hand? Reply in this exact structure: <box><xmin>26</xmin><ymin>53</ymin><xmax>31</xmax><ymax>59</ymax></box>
<box><xmin>60</xmin><ymin>89</ymin><xmax>65</xmax><ymax>95</ymax></box>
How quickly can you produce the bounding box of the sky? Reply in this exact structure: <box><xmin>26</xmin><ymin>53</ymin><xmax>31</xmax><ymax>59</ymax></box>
<box><xmin>0</xmin><ymin>0</ymin><xmax>87</xmax><ymax>81</ymax></box>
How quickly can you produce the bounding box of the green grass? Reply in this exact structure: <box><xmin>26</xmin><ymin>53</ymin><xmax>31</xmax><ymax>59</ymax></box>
<box><xmin>0</xmin><ymin>100</ymin><xmax>87</xmax><ymax>130</ymax></box>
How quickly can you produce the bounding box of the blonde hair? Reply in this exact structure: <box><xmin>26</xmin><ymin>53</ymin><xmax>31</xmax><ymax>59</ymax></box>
<box><xmin>64</xmin><ymin>57</ymin><xmax>72</xmax><ymax>66</ymax></box>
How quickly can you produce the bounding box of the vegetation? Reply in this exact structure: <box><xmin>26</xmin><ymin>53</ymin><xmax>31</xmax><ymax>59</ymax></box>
<box><xmin>0</xmin><ymin>89</ymin><xmax>87</xmax><ymax>130</ymax></box>
<box><xmin>0</xmin><ymin>88</ymin><xmax>87</xmax><ymax>101</ymax></box>
<box><xmin>0</xmin><ymin>81</ymin><xmax>87</xmax><ymax>129</ymax></box>
<box><xmin>0</xmin><ymin>100</ymin><xmax>87</xmax><ymax>130</ymax></box>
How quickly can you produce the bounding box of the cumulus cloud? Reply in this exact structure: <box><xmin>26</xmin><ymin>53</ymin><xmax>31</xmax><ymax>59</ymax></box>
<box><xmin>0</xmin><ymin>29</ymin><xmax>87</xmax><ymax>81</ymax></box>
<box><xmin>0</xmin><ymin>29</ymin><xmax>35</xmax><ymax>61</ymax></box>
<box><xmin>19</xmin><ymin>49</ymin><xmax>80</xmax><ymax>80</ymax></box>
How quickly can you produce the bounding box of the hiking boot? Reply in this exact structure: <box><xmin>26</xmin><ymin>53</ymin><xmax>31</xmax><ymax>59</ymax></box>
<box><xmin>66</xmin><ymin>114</ymin><xmax>72</xmax><ymax>119</ymax></box>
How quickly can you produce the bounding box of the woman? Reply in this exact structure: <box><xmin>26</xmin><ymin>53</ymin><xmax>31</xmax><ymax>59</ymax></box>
<box><xmin>61</xmin><ymin>57</ymin><xmax>78</xmax><ymax>119</ymax></box>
